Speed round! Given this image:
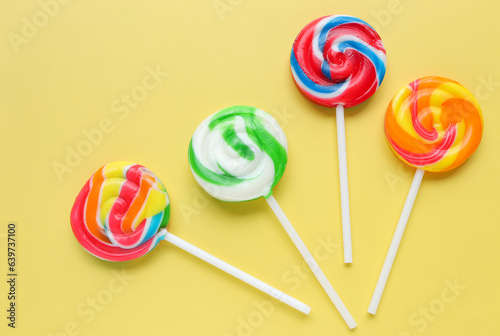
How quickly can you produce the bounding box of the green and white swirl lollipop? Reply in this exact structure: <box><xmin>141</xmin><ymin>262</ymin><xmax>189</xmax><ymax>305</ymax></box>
<box><xmin>188</xmin><ymin>105</ymin><xmax>356</xmax><ymax>329</ymax></box>
<box><xmin>189</xmin><ymin>105</ymin><xmax>287</xmax><ymax>202</ymax></box>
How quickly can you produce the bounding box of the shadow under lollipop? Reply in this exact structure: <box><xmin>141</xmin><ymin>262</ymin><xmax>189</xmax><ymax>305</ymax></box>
<box><xmin>188</xmin><ymin>105</ymin><xmax>356</xmax><ymax>329</ymax></box>
<box><xmin>290</xmin><ymin>15</ymin><xmax>387</xmax><ymax>264</ymax></box>
<box><xmin>368</xmin><ymin>76</ymin><xmax>484</xmax><ymax>314</ymax></box>
<box><xmin>70</xmin><ymin>161</ymin><xmax>310</xmax><ymax>315</ymax></box>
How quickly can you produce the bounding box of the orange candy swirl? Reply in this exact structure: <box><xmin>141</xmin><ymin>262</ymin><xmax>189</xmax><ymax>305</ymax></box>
<box><xmin>70</xmin><ymin>162</ymin><xmax>170</xmax><ymax>262</ymax></box>
<box><xmin>384</xmin><ymin>76</ymin><xmax>483</xmax><ymax>172</ymax></box>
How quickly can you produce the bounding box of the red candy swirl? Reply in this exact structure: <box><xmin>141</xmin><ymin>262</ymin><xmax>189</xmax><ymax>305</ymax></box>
<box><xmin>290</xmin><ymin>15</ymin><xmax>387</xmax><ymax>108</ymax></box>
<box><xmin>70</xmin><ymin>162</ymin><xmax>170</xmax><ymax>262</ymax></box>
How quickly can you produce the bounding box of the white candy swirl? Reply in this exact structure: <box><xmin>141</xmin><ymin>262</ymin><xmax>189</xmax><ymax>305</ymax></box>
<box><xmin>188</xmin><ymin>105</ymin><xmax>288</xmax><ymax>202</ymax></box>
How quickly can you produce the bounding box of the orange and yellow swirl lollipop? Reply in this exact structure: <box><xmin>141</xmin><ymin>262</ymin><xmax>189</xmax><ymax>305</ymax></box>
<box><xmin>385</xmin><ymin>76</ymin><xmax>483</xmax><ymax>172</ymax></box>
<box><xmin>368</xmin><ymin>77</ymin><xmax>483</xmax><ymax>315</ymax></box>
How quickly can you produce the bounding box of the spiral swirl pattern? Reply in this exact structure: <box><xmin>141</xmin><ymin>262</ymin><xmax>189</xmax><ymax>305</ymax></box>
<box><xmin>70</xmin><ymin>162</ymin><xmax>170</xmax><ymax>262</ymax></box>
<box><xmin>290</xmin><ymin>15</ymin><xmax>387</xmax><ymax>108</ymax></box>
<box><xmin>189</xmin><ymin>105</ymin><xmax>287</xmax><ymax>202</ymax></box>
<box><xmin>385</xmin><ymin>76</ymin><xmax>483</xmax><ymax>172</ymax></box>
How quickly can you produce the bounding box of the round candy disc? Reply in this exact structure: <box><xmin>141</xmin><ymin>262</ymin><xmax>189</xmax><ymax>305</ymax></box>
<box><xmin>70</xmin><ymin>162</ymin><xmax>170</xmax><ymax>262</ymax></box>
<box><xmin>188</xmin><ymin>105</ymin><xmax>287</xmax><ymax>202</ymax></box>
<box><xmin>290</xmin><ymin>15</ymin><xmax>387</xmax><ymax>108</ymax></box>
<box><xmin>385</xmin><ymin>76</ymin><xmax>483</xmax><ymax>172</ymax></box>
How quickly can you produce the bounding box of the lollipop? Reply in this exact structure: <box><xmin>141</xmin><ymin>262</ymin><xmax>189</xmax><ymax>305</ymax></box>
<box><xmin>290</xmin><ymin>15</ymin><xmax>387</xmax><ymax>263</ymax></box>
<box><xmin>71</xmin><ymin>161</ymin><xmax>310</xmax><ymax>314</ymax></box>
<box><xmin>368</xmin><ymin>76</ymin><xmax>483</xmax><ymax>314</ymax></box>
<box><xmin>189</xmin><ymin>105</ymin><xmax>356</xmax><ymax>328</ymax></box>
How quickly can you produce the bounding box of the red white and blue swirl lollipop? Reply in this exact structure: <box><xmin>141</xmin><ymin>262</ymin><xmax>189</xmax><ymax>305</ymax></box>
<box><xmin>290</xmin><ymin>15</ymin><xmax>387</xmax><ymax>263</ymax></box>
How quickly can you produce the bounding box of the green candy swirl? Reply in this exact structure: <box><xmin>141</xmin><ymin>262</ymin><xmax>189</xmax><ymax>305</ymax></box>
<box><xmin>188</xmin><ymin>105</ymin><xmax>288</xmax><ymax>202</ymax></box>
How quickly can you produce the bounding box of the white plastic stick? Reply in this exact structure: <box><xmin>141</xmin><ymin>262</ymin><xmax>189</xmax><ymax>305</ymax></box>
<box><xmin>336</xmin><ymin>105</ymin><xmax>352</xmax><ymax>264</ymax></box>
<box><xmin>164</xmin><ymin>232</ymin><xmax>311</xmax><ymax>315</ymax></box>
<box><xmin>265</xmin><ymin>195</ymin><xmax>356</xmax><ymax>329</ymax></box>
<box><xmin>368</xmin><ymin>168</ymin><xmax>425</xmax><ymax>315</ymax></box>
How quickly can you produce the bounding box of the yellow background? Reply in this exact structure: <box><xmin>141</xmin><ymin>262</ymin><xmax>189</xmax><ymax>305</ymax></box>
<box><xmin>1</xmin><ymin>0</ymin><xmax>499</xmax><ymax>335</ymax></box>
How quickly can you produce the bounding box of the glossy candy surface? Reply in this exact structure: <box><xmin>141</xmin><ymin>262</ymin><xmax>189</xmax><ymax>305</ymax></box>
<box><xmin>385</xmin><ymin>76</ymin><xmax>483</xmax><ymax>172</ymax></box>
<box><xmin>71</xmin><ymin>162</ymin><xmax>170</xmax><ymax>262</ymax></box>
<box><xmin>290</xmin><ymin>15</ymin><xmax>387</xmax><ymax>108</ymax></box>
<box><xmin>188</xmin><ymin>105</ymin><xmax>287</xmax><ymax>202</ymax></box>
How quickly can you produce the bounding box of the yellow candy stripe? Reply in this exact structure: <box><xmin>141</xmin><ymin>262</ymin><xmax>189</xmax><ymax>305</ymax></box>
<box><xmin>384</xmin><ymin>76</ymin><xmax>483</xmax><ymax>172</ymax></box>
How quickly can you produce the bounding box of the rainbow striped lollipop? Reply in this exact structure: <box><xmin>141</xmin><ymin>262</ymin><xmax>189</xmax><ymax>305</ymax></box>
<box><xmin>189</xmin><ymin>106</ymin><xmax>356</xmax><ymax>329</ymax></box>
<box><xmin>291</xmin><ymin>15</ymin><xmax>387</xmax><ymax>263</ymax></box>
<box><xmin>368</xmin><ymin>76</ymin><xmax>483</xmax><ymax>314</ymax></box>
<box><xmin>71</xmin><ymin>161</ymin><xmax>310</xmax><ymax>314</ymax></box>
